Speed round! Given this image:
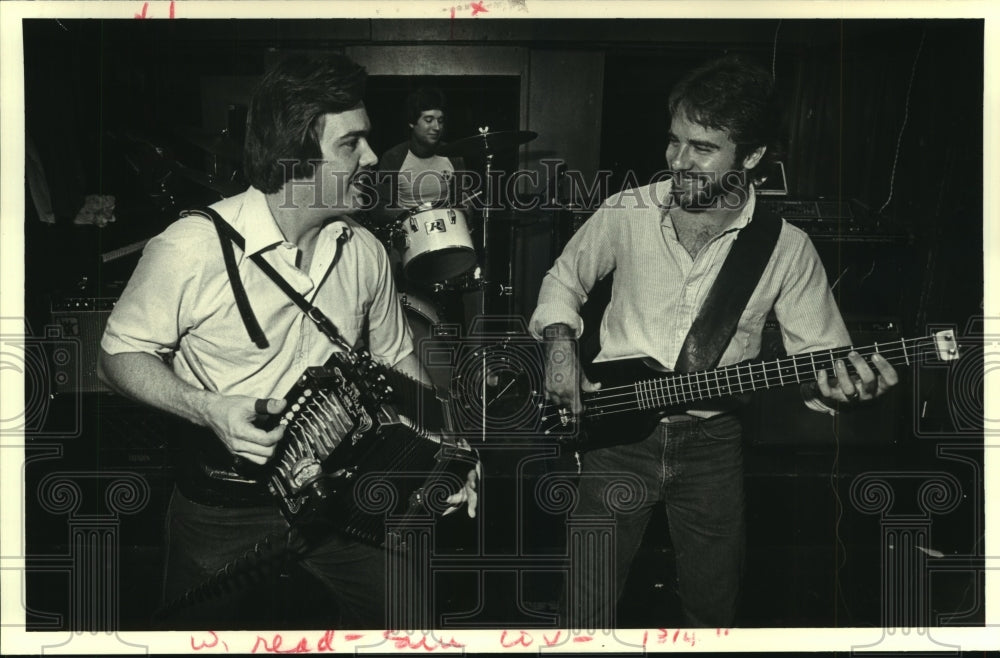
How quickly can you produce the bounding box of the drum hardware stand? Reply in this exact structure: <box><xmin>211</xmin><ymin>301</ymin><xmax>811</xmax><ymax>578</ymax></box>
<box><xmin>481</xmin><ymin>137</ymin><xmax>493</xmax><ymax>443</ymax></box>
<box><xmin>436</xmin><ymin>127</ymin><xmax>537</xmax><ymax>441</ymax></box>
<box><xmin>478</xmin><ymin>137</ymin><xmax>518</xmax><ymax>316</ymax></box>
<box><xmin>479</xmin><ymin>127</ymin><xmax>494</xmax><ymax>318</ymax></box>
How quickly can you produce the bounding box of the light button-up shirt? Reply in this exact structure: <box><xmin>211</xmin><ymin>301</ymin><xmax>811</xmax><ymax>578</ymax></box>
<box><xmin>529</xmin><ymin>181</ymin><xmax>850</xmax><ymax>414</ymax></box>
<box><xmin>102</xmin><ymin>186</ymin><xmax>412</xmax><ymax>400</ymax></box>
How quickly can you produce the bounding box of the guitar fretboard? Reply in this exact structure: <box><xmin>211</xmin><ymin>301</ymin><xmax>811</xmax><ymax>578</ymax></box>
<box><xmin>585</xmin><ymin>335</ymin><xmax>945</xmax><ymax>417</ymax></box>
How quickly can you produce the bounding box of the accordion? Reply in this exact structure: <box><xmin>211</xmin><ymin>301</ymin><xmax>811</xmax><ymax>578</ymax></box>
<box><xmin>185</xmin><ymin>350</ymin><xmax>477</xmax><ymax>549</ymax></box>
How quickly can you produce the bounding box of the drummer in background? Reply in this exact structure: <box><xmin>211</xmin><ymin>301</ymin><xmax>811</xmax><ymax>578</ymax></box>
<box><xmin>375</xmin><ymin>87</ymin><xmax>466</xmax><ymax>217</ymax></box>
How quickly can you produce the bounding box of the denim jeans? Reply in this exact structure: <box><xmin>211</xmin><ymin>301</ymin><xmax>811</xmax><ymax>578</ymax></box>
<box><xmin>161</xmin><ymin>487</ymin><xmax>393</xmax><ymax>629</ymax></box>
<box><xmin>564</xmin><ymin>413</ymin><xmax>745</xmax><ymax>628</ymax></box>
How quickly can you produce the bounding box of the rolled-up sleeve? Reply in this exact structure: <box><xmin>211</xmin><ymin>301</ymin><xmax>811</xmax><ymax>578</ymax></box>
<box><xmin>528</xmin><ymin>205</ymin><xmax>618</xmax><ymax>340</ymax></box>
<box><xmin>100</xmin><ymin>220</ymin><xmax>206</xmax><ymax>357</ymax></box>
<box><xmin>773</xmin><ymin>232</ymin><xmax>850</xmax><ymax>354</ymax></box>
<box><xmin>772</xmin><ymin>230</ymin><xmax>851</xmax><ymax>414</ymax></box>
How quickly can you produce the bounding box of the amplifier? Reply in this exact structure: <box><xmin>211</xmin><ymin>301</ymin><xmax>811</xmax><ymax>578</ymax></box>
<box><xmin>756</xmin><ymin>197</ymin><xmax>854</xmax><ymax>222</ymax></box>
<box><xmin>746</xmin><ymin>319</ymin><xmax>904</xmax><ymax>447</ymax></box>
<box><xmin>49</xmin><ymin>297</ymin><xmax>117</xmax><ymax>393</ymax></box>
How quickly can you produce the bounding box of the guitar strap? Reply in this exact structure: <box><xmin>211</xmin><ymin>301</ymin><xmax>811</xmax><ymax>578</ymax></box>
<box><xmin>672</xmin><ymin>201</ymin><xmax>782</xmax><ymax>373</ymax></box>
<box><xmin>181</xmin><ymin>207</ymin><xmax>351</xmax><ymax>352</ymax></box>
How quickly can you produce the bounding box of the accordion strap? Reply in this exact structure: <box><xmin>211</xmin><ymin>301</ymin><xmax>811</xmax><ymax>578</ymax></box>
<box><xmin>182</xmin><ymin>207</ymin><xmax>351</xmax><ymax>352</ymax></box>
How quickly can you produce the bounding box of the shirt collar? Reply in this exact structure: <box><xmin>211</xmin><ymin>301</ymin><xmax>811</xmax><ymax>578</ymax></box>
<box><xmin>237</xmin><ymin>186</ymin><xmax>354</xmax><ymax>259</ymax></box>
<box><xmin>239</xmin><ymin>186</ymin><xmax>286</xmax><ymax>257</ymax></box>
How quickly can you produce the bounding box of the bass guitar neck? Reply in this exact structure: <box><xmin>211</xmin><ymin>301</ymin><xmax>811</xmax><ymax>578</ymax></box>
<box><xmin>541</xmin><ymin>330</ymin><xmax>960</xmax><ymax>451</ymax></box>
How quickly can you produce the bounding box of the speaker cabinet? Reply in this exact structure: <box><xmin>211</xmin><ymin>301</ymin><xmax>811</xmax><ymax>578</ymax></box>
<box><xmin>509</xmin><ymin>212</ymin><xmax>559</xmax><ymax>322</ymax></box>
<box><xmin>746</xmin><ymin>319</ymin><xmax>903</xmax><ymax>447</ymax></box>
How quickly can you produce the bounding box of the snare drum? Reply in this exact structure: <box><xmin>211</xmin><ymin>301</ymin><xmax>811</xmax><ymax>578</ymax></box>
<box><xmin>393</xmin><ymin>202</ymin><xmax>477</xmax><ymax>285</ymax></box>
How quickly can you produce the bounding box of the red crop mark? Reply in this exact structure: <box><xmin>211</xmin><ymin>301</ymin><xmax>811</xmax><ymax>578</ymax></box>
<box><xmin>470</xmin><ymin>1</ymin><xmax>488</xmax><ymax>16</ymax></box>
<box><xmin>134</xmin><ymin>2</ymin><xmax>148</xmax><ymax>18</ymax></box>
<box><xmin>170</xmin><ymin>1</ymin><xmax>175</xmax><ymax>18</ymax></box>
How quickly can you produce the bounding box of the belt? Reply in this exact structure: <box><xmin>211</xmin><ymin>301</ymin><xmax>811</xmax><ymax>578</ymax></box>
<box><xmin>175</xmin><ymin>460</ymin><xmax>273</xmax><ymax>508</ymax></box>
<box><xmin>661</xmin><ymin>409</ymin><xmax>739</xmax><ymax>425</ymax></box>
<box><xmin>172</xmin><ymin>426</ymin><xmax>274</xmax><ymax>508</ymax></box>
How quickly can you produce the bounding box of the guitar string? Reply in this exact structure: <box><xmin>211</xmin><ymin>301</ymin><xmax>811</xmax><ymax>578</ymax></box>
<box><xmin>539</xmin><ymin>343</ymin><xmax>925</xmax><ymax>419</ymax></box>
<box><xmin>537</xmin><ymin>337</ymin><xmax>940</xmax><ymax>424</ymax></box>
<box><xmin>580</xmin><ymin>348</ymin><xmax>921</xmax><ymax>415</ymax></box>
<box><xmin>578</xmin><ymin>337</ymin><xmax>931</xmax><ymax>399</ymax></box>
<box><xmin>578</xmin><ymin>337</ymin><xmax>930</xmax><ymax>402</ymax></box>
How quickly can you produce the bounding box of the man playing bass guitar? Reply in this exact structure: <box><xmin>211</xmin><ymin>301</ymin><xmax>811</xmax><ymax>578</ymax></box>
<box><xmin>530</xmin><ymin>55</ymin><xmax>899</xmax><ymax>629</ymax></box>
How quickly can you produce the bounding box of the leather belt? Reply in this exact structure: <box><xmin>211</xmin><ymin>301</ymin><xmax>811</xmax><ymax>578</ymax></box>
<box><xmin>172</xmin><ymin>426</ymin><xmax>274</xmax><ymax>508</ymax></box>
<box><xmin>175</xmin><ymin>460</ymin><xmax>273</xmax><ymax>508</ymax></box>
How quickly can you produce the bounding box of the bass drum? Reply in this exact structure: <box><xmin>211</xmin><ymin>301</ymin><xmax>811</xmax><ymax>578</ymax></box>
<box><xmin>398</xmin><ymin>292</ymin><xmax>453</xmax><ymax>392</ymax></box>
<box><xmin>393</xmin><ymin>202</ymin><xmax>477</xmax><ymax>285</ymax></box>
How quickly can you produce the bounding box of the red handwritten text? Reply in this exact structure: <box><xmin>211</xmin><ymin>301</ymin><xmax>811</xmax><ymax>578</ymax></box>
<box><xmin>316</xmin><ymin>631</ymin><xmax>335</xmax><ymax>652</ymax></box>
<box><xmin>383</xmin><ymin>630</ymin><xmax>465</xmax><ymax>651</ymax></box>
<box><xmin>191</xmin><ymin>631</ymin><xmax>229</xmax><ymax>652</ymax></box>
<box><xmin>134</xmin><ymin>1</ymin><xmax>176</xmax><ymax>19</ymax></box>
<box><xmin>655</xmin><ymin>628</ymin><xmax>697</xmax><ymax>647</ymax></box>
<box><xmin>251</xmin><ymin>634</ymin><xmax>310</xmax><ymax>654</ymax></box>
<box><xmin>499</xmin><ymin>630</ymin><xmax>533</xmax><ymax>648</ymax></box>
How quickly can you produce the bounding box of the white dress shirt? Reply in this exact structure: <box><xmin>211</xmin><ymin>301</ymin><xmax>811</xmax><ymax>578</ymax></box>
<box><xmin>102</xmin><ymin>186</ymin><xmax>413</xmax><ymax>400</ymax></box>
<box><xmin>530</xmin><ymin>181</ymin><xmax>850</xmax><ymax>414</ymax></box>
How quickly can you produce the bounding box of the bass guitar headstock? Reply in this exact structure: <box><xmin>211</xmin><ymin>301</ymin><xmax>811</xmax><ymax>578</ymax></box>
<box><xmin>933</xmin><ymin>329</ymin><xmax>961</xmax><ymax>362</ymax></box>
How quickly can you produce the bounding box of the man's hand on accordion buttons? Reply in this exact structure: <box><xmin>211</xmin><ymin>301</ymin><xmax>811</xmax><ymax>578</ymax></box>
<box><xmin>444</xmin><ymin>460</ymin><xmax>481</xmax><ymax>518</ymax></box>
<box><xmin>203</xmin><ymin>395</ymin><xmax>287</xmax><ymax>465</ymax></box>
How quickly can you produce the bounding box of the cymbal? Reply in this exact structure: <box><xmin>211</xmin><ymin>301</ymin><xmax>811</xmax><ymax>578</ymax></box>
<box><xmin>437</xmin><ymin>129</ymin><xmax>538</xmax><ymax>157</ymax></box>
<box><xmin>176</xmin><ymin>127</ymin><xmax>244</xmax><ymax>162</ymax></box>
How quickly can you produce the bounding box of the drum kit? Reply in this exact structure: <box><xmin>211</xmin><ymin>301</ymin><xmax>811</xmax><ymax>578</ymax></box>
<box><xmin>386</xmin><ymin>128</ymin><xmax>543</xmax><ymax>419</ymax></box>
<box><xmin>384</xmin><ymin>127</ymin><xmax>538</xmax><ymax>296</ymax></box>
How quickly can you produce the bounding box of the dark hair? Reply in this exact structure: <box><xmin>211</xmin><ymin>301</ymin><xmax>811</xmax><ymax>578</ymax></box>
<box><xmin>405</xmin><ymin>87</ymin><xmax>447</xmax><ymax>125</ymax></box>
<box><xmin>244</xmin><ymin>54</ymin><xmax>367</xmax><ymax>194</ymax></box>
<box><xmin>668</xmin><ymin>55</ymin><xmax>780</xmax><ymax>167</ymax></box>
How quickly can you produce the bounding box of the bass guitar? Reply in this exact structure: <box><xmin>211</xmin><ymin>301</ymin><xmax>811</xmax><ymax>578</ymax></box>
<box><xmin>540</xmin><ymin>330</ymin><xmax>961</xmax><ymax>450</ymax></box>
